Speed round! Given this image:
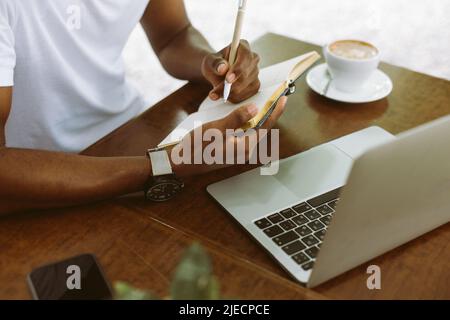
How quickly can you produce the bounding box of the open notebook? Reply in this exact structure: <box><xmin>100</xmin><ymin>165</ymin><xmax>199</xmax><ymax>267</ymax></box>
<box><xmin>158</xmin><ymin>51</ymin><xmax>320</xmax><ymax>148</ymax></box>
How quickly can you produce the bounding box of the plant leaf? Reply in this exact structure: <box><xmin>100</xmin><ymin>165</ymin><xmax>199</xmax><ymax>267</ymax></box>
<box><xmin>114</xmin><ymin>281</ymin><xmax>157</xmax><ymax>300</ymax></box>
<box><xmin>170</xmin><ymin>243</ymin><xmax>220</xmax><ymax>300</ymax></box>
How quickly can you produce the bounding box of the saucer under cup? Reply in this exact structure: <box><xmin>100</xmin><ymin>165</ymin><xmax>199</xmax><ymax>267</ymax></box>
<box><xmin>306</xmin><ymin>63</ymin><xmax>393</xmax><ymax>103</ymax></box>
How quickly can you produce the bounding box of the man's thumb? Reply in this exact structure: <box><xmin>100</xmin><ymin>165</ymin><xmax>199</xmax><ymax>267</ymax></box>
<box><xmin>222</xmin><ymin>104</ymin><xmax>258</xmax><ymax>130</ymax></box>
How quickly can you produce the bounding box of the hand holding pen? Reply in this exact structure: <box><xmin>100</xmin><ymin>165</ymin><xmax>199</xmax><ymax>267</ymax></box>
<box><xmin>201</xmin><ymin>0</ymin><xmax>260</xmax><ymax>103</ymax></box>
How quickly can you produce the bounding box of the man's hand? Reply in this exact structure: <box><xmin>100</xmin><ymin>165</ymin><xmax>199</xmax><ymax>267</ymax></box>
<box><xmin>142</xmin><ymin>1</ymin><xmax>260</xmax><ymax>99</ymax></box>
<box><xmin>170</xmin><ymin>96</ymin><xmax>287</xmax><ymax>177</ymax></box>
<box><xmin>201</xmin><ymin>40</ymin><xmax>261</xmax><ymax>104</ymax></box>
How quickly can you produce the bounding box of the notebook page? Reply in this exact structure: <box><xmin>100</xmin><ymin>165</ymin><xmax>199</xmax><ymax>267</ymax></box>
<box><xmin>158</xmin><ymin>84</ymin><xmax>280</xmax><ymax>148</ymax></box>
<box><xmin>199</xmin><ymin>54</ymin><xmax>308</xmax><ymax>112</ymax></box>
<box><xmin>158</xmin><ymin>52</ymin><xmax>318</xmax><ymax>147</ymax></box>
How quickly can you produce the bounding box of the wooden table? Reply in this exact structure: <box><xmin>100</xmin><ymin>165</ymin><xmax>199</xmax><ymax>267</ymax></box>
<box><xmin>1</xmin><ymin>34</ymin><xmax>449</xmax><ymax>300</ymax></box>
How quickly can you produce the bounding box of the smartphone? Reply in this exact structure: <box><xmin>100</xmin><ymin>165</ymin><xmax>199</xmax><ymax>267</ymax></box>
<box><xmin>27</xmin><ymin>253</ymin><xmax>113</xmax><ymax>300</ymax></box>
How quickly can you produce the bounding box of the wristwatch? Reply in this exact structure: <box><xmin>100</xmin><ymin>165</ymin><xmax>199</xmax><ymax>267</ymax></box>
<box><xmin>145</xmin><ymin>147</ymin><xmax>184</xmax><ymax>202</ymax></box>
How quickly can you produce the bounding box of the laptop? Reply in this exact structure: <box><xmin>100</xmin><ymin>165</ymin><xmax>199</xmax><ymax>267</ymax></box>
<box><xmin>207</xmin><ymin>115</ymin><xmax>450</xmax><ymax>287</ymax></box>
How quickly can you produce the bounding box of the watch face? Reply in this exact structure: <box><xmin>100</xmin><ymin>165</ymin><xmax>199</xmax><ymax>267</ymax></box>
<box><xmin>146</xmin><ymin>181</ymin><xmax>183</xmax><ymax>202</ymax></box>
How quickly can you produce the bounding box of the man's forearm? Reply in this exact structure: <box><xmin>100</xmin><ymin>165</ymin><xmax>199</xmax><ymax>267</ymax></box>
<box><xmin>0</xmin><ymin>147</ymin><xmax>150</xmax><ymax>215</ymax></box>
<box><xmin>156</xmin><ymin>24</ymin><xmax>214</xmax><ymax>82</ymax></box>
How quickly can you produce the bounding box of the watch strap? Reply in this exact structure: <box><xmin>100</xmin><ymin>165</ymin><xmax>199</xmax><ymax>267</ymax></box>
<box><xmin>147</xmin><ymin>148</ymin><xmax>173</xmax><ymax>176</ymax></box>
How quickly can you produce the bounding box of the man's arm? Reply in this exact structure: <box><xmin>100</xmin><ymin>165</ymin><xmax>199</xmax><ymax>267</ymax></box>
<box><xmin>141</xmin><ymin>0</ymin><xmax>212</xmax><ymax>83</ymax></box>
<box><xmin>0</xmin><ymin>87</ymin><xmax>151</xmax><ymax>215</ymax></box>
<box><xmin>141</xmin><ymin>0</ymin><xmax>261</xmax><ymax>103</ymax></box>
<box><xmin>0</xmin><ymin>84</ymin><xmax>287</xmax><ymax>216</ymax></box>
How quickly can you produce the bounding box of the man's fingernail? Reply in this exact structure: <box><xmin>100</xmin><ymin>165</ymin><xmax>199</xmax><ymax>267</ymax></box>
<box><xmin>247</xmin><ymin>104</ymin><xmax>258</xmax><ymax>116</ymax></box>
<box><xmin>226</xmin><ymin>73</ymin><xmax>236</xmax><ymax>83</ymax></box>
<box><xmin>217</xmin><ymin>63</ymin><xmax>227</xmax><ymax>74</ymax></box>
<box><xmin>210</xmin><ymin>93</ymin><xmax>219</xmax><ymax>100</ymax></box>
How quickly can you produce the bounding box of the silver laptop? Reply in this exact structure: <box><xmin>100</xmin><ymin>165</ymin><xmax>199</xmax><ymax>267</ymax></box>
<box><xmin>207</xmin><ymin>115</ymin><xmax>450</xmax><ymax>287</ymax></box>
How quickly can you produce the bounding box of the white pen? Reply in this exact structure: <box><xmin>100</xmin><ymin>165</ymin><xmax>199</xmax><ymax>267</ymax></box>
<box><xmin>223</xmin><ymin>0</ymin><xmax>247</xmax><ymax>102</ymax></box>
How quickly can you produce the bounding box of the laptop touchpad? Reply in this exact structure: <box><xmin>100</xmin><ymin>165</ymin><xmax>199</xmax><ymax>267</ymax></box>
<box><xmin>275</xmin><ymin>144</ymin><xmax>353</xmax><ymax>201</ymax></box>
<box><xmin>207</xmin><ymin>144</ymin><xmax>352</xmax><ymax>222</ymax></box>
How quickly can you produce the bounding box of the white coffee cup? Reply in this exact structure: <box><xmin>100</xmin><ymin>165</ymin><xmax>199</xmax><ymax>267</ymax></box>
<box><xmin>324</xmin><ymin>40</ymin><xmax>380</xmax><ymax>93</ymax></box>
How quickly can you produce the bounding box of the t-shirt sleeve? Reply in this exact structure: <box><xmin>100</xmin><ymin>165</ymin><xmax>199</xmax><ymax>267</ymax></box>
<box><xmin>0</xmin><ymin>2</ymin><xmax>16</xmax><ymax>86</ymax></box>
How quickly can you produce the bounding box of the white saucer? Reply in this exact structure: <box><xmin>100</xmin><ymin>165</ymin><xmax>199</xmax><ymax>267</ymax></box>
<box><xmin>306</xmin><ymin>63</ymin><xmax>393</xmax><ymax>103</ymax></box>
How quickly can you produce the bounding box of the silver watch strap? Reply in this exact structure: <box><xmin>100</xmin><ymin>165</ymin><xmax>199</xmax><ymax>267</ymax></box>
<box><xmin>148</xmin><ymin>148</ymin><xmax>173</xmax><ymax>176</ymax></box>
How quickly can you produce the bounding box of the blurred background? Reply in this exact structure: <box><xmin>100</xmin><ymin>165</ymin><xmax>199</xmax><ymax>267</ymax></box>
<box><xmin>123</xmin><ymin>0</ymin><xmax>450</xmax><ymax>109</ymax></box>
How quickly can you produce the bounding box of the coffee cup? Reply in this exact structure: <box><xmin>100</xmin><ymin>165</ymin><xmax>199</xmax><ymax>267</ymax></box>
<box><xmin>324</xmin><ymin>40</ymin><xmax>380</xmax><ymax>93</ymax></box>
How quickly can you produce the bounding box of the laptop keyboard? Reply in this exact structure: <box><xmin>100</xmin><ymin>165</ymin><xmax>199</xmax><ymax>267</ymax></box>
<box><xmin>254</xmin><ymin>187</ymin><xmax>342</xmax><ymax>271</ymax></box>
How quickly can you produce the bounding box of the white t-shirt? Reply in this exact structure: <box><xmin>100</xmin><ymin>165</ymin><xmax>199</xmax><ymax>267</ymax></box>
<box><xmin>0</xmin><ymin>0</ymin><xmax>150</xmax><ymax>152</ymax></box>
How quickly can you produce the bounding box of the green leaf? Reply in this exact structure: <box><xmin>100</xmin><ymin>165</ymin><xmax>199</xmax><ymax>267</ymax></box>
<box><xmin>114</xmin><ymin>281</ymin><xmax>157</xmax><ymax>300</ymax></box>
<box><xmin>206</xmin><ymin>276</ymin><xmax>221</xmax><ymax>300</ymax></box>
<box><xmin>170</xmin><ymin>242</ymin><xmax>220</xmax><ymax>300</ymax></box>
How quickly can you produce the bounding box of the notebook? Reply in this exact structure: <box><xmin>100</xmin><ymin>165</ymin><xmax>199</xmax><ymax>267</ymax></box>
<box><xmin>158</xmin><ymin>51</ymin><xmax>320</xmax><ymax>148</ymax></box>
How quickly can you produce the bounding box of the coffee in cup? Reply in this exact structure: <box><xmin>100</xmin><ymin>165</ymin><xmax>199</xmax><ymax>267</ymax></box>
<box><xmin>329</xmin><ymin>40</ymin><xmax>378</xmax><ymax>60</ymax></box>
<box><xmin>324</xmin><ymin>40</ymin><xmax>380</xmax><ymax>92</ymax></box>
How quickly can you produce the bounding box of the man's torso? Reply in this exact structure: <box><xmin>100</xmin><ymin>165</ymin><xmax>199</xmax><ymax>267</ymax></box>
<box><xmin>3</xmin><ymin>0</ymin><xmax>150</xmax><ymax>152</ymax></box>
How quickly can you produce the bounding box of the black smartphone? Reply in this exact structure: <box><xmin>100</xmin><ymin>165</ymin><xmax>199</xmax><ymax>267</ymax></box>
<box><xmin>27</xmin><ymin>253</ymin><xmax>113</xmax><ymax>300</ymax></box>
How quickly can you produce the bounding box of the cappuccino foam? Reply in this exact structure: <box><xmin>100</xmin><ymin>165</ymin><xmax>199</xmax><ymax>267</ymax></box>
<box><xmin>330</xmin><ymin>40</ymin><xmax>378</xmax><ymax>60</ymax></box>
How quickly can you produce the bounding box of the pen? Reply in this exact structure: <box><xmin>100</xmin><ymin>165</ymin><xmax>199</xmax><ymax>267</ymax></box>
<box><xmin>223</xmin><ymin>0</ymin><xmax>247</xmax><ymax>102</ymax></box>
